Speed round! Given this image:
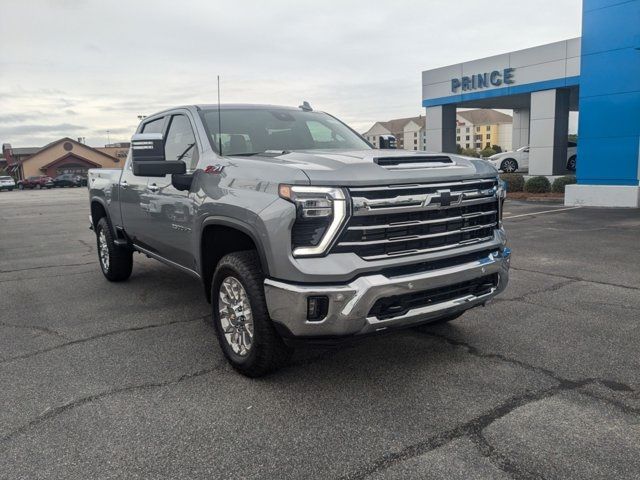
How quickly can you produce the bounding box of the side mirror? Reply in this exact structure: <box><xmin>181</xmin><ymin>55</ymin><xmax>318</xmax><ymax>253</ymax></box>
<box><xmin>172</xmin><ymin>173</ymin><xmax>193</xmax><ymax>191</ymax></box>
<box><xmin>378</xmin><ymin>135</ymin><xmax>397</xmax><ymax>149</ymax></box>
<box><xmin>131</xmin><ymin>133</ymin><xmax>187</xmax><ymax>177</ymax></box>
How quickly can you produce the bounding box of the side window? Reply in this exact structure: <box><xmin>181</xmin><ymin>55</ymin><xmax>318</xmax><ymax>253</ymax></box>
<box><xmin>141</xmin><ymin>117</ymin><xmax>164</xmax><ymax>134</ymax></box>
<box><xmin>164</xmin><ymin>115</ymin><xmax>199</xmax><ymax>170</ymax></box>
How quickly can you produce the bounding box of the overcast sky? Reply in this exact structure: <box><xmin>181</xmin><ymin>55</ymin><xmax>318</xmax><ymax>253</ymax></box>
<box><xmin>0</xmin><ymin>0</ymin><xmax>582</xmax><ymax>147</ymax></box>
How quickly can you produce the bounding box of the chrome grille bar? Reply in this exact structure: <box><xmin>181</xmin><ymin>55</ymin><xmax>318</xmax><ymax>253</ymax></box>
<box><xmin>347</xmin><ymin>209</ymin><xmax>497</xmax><ymax>231</ymax></box>
<box><xmin>348</xmin><ymin>177</ymin><xmax>497</xmax><ymax>192</ymax></box>
<box><xmin>361</xmin><ymin>236</ymin><xmax>495</xmax><ymax>261</ymax></box>
<box><xmin>352</xmin><ymin>196</ymin><xmax>496</xmax><ymax>216</ymax></box>
<box><xmin>338</xmin><ymin>222</ymin><xmax>496</xmax><ymax>247</ymax></box>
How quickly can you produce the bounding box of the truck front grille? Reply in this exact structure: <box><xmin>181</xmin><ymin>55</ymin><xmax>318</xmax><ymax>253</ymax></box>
<box><xmin>334</xmin><ymin>178</ymin><xmax>499</xmax><ymax>260</ymax></box>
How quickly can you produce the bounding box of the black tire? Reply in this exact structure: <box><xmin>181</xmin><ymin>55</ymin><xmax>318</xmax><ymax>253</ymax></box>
<box><xmin>500</xmin><ymin>158</ymin><xmax>518</xmax><ymax>173</ymax></box>
<box><xmin>567</xmin><ymin>155</ymin><xmax>576</xmax><ymax>171</ymax></box>
<box><xmin>95</xmin><ymin>217</ymin><xmax>133</xmax><ymax>282</ymax></box>
<box><xmin>212</xmin><ymin>250</ymin><xmax>292</xmax><ymax>377</ymax></box>
<box><xmin>413</xmin><ymin>311</ymin><xmax>465</xmax><ymax>330</ymax></box>
<box><xmin>35</xmin><ymin>184</ymin><xmax>42</xmax><ymax>190</ymax></box>
<box><xmin>18</xmin><ymin>184</ymin><xmax>24</xmax><ymax>190</ymax></box>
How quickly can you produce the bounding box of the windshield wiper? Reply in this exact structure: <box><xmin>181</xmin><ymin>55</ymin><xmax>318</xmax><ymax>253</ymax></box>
<box><xmin>176</xmin><ymin>143</ymin><xmax>195</xmax><ymax>161</ymax></box>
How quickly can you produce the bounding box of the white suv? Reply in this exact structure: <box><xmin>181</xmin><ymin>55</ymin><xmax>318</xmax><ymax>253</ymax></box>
<box><xmin>0</xmin><ymin>176</ymin><xmax>16</xmax><ymax>191</ymax></box>
<box><xmin>487</xmin><ymin>142</ymin><xmax>577</xmax><ymax>173</ymax></box>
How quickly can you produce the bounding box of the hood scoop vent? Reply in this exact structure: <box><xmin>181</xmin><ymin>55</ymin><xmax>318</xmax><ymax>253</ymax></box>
<box><xmin>374</xmin><ymin>155</ymin><xmax>454</xmax><ymax>170</ymax></box>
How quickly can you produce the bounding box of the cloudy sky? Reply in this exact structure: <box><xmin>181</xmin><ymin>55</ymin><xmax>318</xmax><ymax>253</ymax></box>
<box><xmin>0</xmin><ymin>0</ymin><xmax>582</xmax><ymax>147</ymax></box>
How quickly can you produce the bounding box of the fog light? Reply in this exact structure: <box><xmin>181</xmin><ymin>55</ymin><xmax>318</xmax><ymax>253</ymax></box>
<box><xmin>307</xmin><ymin>296</ymin><xmax>329</xmax><ymax>321</ymax></box>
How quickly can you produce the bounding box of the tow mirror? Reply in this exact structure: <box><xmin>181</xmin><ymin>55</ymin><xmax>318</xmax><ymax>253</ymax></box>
<box><xmin>378</xmin><ymin>135</ymin><xmax>397</xmax><ymax>149</ymax></box>
<box><xmin>131</xmin><ymin>133</ymin><xmax>186</xmax><ymax>177</ymax></box>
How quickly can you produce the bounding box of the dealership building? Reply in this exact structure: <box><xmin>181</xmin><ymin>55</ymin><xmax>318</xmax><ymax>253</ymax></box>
<box><xmin>421</xmin><ymin>0</ymin><xmax>640</xmax><ymax>207</ymax></box>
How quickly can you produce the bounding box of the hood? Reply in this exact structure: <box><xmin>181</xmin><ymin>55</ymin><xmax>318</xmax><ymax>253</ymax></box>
<box><xmin>229</xmin><ymin>149</ymin><xmax>498</xmax><ymax>187</ymax></box>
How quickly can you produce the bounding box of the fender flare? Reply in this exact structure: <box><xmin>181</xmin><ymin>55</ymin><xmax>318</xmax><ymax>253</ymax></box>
<box><xmin>199</xmin><ymin>215</ymin><xmax>271</xmax><ymax>277</ymax></box>
<box><xmin>90</xmin><ymin>197</ymin><xmax>112</xmax><ymax>230</ymax></box>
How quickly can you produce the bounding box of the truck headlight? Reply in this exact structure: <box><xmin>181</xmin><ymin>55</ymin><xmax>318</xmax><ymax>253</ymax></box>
<box><xmin>279</xmin><ymin>185</ymin><xmax>347</xmax><ymax>257</ymax></box>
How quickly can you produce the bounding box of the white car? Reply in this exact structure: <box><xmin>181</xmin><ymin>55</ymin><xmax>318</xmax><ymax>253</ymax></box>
<box><xmin>0</xmin><ymin>176</ymin><xmax>16</xmax><ymax>191</ymax></box>
<box><xmin>487</xmin><ymin>142</ymin><xmax>577</xmax><ymax>173</ymax></box>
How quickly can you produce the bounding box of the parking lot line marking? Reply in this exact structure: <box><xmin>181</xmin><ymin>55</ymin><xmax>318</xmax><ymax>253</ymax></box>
<box><xmin>504</xmin><ymin>206</ymin><xmax>581</xmax><ymax>219</ymax></box>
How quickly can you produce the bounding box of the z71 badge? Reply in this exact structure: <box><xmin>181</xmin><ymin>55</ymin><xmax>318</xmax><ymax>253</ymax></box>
<box><xmin>204</xmin><ymin>164</ymin><xmax>225</xmax><ymax>174</ymax></box>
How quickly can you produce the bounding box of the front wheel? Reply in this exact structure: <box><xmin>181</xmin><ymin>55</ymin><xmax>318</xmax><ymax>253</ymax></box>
<box><xmin>212</xmin><ymin>251</ymin><xmax>292</xmax><ymax>377</ymax></box>
<box><xmin>500</xmin><ymin>158</ymin><xmax>518</xmax><ymax>173</ymax></box>
<box><xmin>567</xmin><ymin>155</ymin><xmax>576</xmax><ymax>171</ymax></box>
<box><xmin>18</xmin><ymin>184</ymin><xmax>24</xmax><ymax>190</ymax></box>
<box><xmin>95</xmin><ymin>217</ymin><xmax>133</xmax><ymax>281</ymax></box>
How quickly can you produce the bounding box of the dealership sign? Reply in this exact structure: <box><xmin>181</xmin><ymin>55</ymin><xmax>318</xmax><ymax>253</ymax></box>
<box><xmin>451</xmin><ymin>68</ymin><xmax>515</xmax><ymax>93</ymax></box>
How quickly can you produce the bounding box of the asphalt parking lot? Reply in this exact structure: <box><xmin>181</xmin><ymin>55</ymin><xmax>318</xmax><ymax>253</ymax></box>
<box><xmin>1</xmin><ymin>188</ymin><xmax>639</xmax><ymax>479</ymax></box>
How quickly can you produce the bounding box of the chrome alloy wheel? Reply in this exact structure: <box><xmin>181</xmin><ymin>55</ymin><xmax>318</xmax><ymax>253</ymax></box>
<box><xmin>502</xmin><ymin>159</ymin><xmax>518</xmax><ymax>173</ymax></box>
<box><xmin>218</xmin><ymin>276</ymin><xmax>254</xmax><ymax>356</ymax></box>
<box><xmin>98</xmin><ymin>229</ymin><xmax>110</xmax><ymax>271</ymax></box>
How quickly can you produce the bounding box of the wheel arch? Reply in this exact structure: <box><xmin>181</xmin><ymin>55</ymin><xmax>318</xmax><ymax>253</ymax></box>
<box><xmin>90</xmin><ymin>198</ymin><xmax>110</xmax><ymax>230</ymax></box>
<box><xmin>199</xmin><ymin>216</ymin><xmax>270</xmax><ymax>303</ymax></box>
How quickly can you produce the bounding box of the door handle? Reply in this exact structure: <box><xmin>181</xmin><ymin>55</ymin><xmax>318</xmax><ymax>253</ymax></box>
<box><xmin>121</xmin><ymin>180</ymin><xmax>128</xmax><ymax>189</ymax></box>
<box><xmin>148</xmin><ymin>183</ymin><xmax>159</xmax><ymax>193</ymax></box>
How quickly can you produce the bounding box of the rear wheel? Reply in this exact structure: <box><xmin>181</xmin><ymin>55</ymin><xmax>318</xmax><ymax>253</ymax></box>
<box><xmin>18</xmin><ymin>184</ymin><xmax>24</xmax><ymax>190</ymax></box>
<box><xmin>500</xmin><ymin>158</ymin><xmax>518</xmax><ymax>173</ymax></box>
<box><xmin>35</xmin><ymin>184</ymin><xmax>42</xmax><ymax>190</ymax></box>
<box><xmin>95</xmin><ymin>217</ymin><xmax>132</xmax><ymax>281</ymax></box>
<box><xmin>567</xmin><ymin>155</ymin><xmax>577</xmax><ymax>171</ymax></box>
<box><xmin>212</xmin><ymin>250</ymin><xmax>292</xmax><ymax>377</ymax></box>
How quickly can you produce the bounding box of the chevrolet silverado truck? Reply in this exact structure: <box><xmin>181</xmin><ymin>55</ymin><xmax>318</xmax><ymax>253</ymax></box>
<box><xmin>88</xmin><ymin>103</ymin><xmax>510</xmax><ymax>377</ymax></box>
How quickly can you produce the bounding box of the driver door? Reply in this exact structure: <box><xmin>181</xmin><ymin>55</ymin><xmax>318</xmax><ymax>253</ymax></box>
<box><xmin>143</xmin><ymin>113</ymin><xmax>200</xmax><ymax>271</ymax></box>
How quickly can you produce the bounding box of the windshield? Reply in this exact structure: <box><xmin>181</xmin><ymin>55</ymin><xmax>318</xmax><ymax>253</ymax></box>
<box><xmin>200</xmin><ymin>108</ymin><xmax>370</xmax><ymax>156</ymax></box>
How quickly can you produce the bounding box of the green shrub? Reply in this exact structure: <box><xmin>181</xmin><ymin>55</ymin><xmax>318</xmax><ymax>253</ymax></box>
<box><xmin>551</xmin><ymin>175</ymin><xmax>576</xmax><ymax>193</ymax></box>
<box><xmin>499</xmin><ymin>173</ymin><xmax>525</xmax><ymax>192</ymax></box>
<box><xmin>524</xmin><ymin>176</ymin><xmax>551</xmax><ymax>193</ymax></box>
<box><xmin>480</xmin><ymin>147</ymin><xmax>497</xmax><ymax>158</ymax></box>
<box><xmin>461</xmin><ymin>148</ymin><xmax>479</xmax><ymax>158</ymax></box>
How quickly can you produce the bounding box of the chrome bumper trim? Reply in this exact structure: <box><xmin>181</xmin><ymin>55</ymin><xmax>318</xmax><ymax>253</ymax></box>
<box><xmin>264</xmin><ymin>248</ymin><xmax>510</xmax><ymax>337</ymax></box>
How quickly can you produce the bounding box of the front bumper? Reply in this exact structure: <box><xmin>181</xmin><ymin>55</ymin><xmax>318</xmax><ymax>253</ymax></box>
<box><xmin>264</xmin><ymin>247</ymin><xmax>510</xmax><ymax>337</ymax></box>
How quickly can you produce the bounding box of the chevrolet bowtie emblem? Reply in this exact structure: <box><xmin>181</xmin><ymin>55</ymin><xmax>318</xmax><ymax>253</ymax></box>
<box><xmin>429</xmin><ymin>189</ymin><xmax>462</xmax><ymax>207</ymax></box>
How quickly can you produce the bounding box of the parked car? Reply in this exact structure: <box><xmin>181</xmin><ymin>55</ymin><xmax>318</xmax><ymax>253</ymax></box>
<box><xmin>53</xmin><ymin>173</ymin><xmax>83</xmax><ymax>187</ymax></box>
<box><xmin>0</xmin><ymin>176</ymin><xmax>16</xmax><ymax>191</ymax></box>
<box><xmin>487</xmin><ymin>142</ymin><xmax>577</xmax><ymax>172</ymax></box>
<box><xmin>17</xmin><ymin>175</ymin><xmax>54</xmax><ymax>189</ymax></box>
<box><xmin>88</xmin><ymin>103</ymin><xmax>510</xmax><ymax>377</ymax></box>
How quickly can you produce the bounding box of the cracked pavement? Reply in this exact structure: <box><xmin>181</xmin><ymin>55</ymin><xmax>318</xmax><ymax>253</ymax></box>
<box><xmin>1</xmin><ymin>189</ymin><xmax>639</xmax><ymax>479</ymax></box>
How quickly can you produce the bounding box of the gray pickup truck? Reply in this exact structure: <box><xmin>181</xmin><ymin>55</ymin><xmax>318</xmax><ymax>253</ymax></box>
<box><xmin>88</xmin><ymin>103</ymin><xmax>510</xmax><ymax>376</ymax></box>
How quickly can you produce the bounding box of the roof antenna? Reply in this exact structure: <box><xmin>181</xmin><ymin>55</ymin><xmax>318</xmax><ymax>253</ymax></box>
<box><xmin>299</xmin><ymin>101</ymin><xmax>312</xmax><ymax>111</ymax></box>
<box><xmin>217</xmin><ymin>75</ymin><xmax>223</xmax><ymax>155</ymax></box>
